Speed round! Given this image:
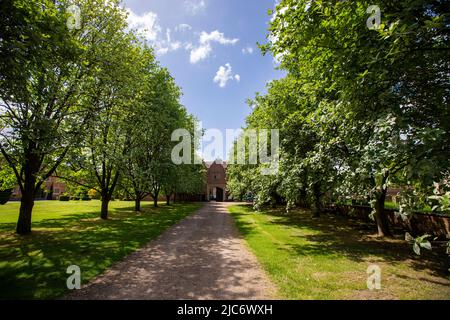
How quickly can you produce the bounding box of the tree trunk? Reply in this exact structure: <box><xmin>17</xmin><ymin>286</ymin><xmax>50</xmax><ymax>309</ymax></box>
<box><xmin>135</xmin><ymin>196</ymin><xmax>141</xmax><ymax>212</ymax></box>
<box><xmin>101</xmin><ymin>194</ymin><xmax>110</xmax><ymax>220</ymax></box>
<box><xmin>374</xmin><ymin>189</ymin><xmax>391</xmax><ymax>237</ymax></box>
<box><xmin>153</xmin><ymin>190</ymin><xmax>159</xmax><ymax>208</ymax></box>
<box><xmin>17</xmin><ymin>187</ymin><xmax>35</xmax><ymax>235</ymax></box>
<box><xmin>313</xmin><ymin>200</ymin><xmax>321</xmax><ymax>218</ymax></box>
<box><xmin>166</xmin><ymin>193</ymin><xmax>171</xmax><ymax>206</ymax></box>
<box><xmin>312</xmin><ymin>183</ymin><xmax>321</xmax><ymax>218</ymax></box>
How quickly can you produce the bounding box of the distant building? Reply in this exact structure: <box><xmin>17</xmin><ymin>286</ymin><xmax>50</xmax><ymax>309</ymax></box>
<box><xmin>204</xmin><ymin>160</ymin><xmax>228</xmax><ymax>202</ymax></box>
<box><xmin>11</xmin><ymin>176</ymin><xmax>66</xmax><ymax>200</ymax></box>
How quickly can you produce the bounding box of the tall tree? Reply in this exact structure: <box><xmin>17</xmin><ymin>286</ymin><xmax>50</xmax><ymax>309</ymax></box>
<box><xmin>262</xmin><ymin>0</ymin><xmax>450</xmax><ymax>236</ymax></box>
<box><xmin>0</xmin><ymin>0</ymin><xmax>97</xmax><ymax>234</ymax></box>
<box><xmin>123</xmin><ymin>63</ymin><xmax>197</xmax><ymax>209</ymax></box>
<box><xmin>61</xmin><ymin>28</ymin><xmax>146</xmax><ymax>219</ymax></box>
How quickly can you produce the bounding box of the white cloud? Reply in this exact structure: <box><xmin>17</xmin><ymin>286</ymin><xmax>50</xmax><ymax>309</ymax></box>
<box><xmin>156</xmin><ymin>47</ymin><xmax>169</xmax><ymax>55</ymax></box>
<box><xmin>154</xmin><ymin>28</ymin><xmax>184</xmax><ymax>55</ymax></box>
<box><xmin>126</xmin><ymin>9</ymin><xmax>187</xmax><ymax>57</ymax></box>
<box><xmin>126</xmin><ymin>8</ymin><xmax>240</xmax><ymax>65</ymax></box>
<box><xmin>126</xmin><ymin>9</ymin><xmax>161</xmax><ymax>41</ymax></box>
<box><xmin>176</xmin><ymin>23</ymin><xmax>192</xmax><ymax>32</ymax></box>
<box><xmin>184</xmin><ymin>0</ymin><xmax>207</xmax><ymax>15</ymax></box>
<box><xmin>156</xmin><ymin>38</ymin><xmax>182</xmax><ymax>55</ymax></box>
<box><xmin>242</xmin><ymin>46</ymin><xmax>254</xmax><ymax>55</ymax></box>
<box><xmin>170</xmin><ymin>41</ymin><xmax>182</xmax><ymax>50</ymax></box>
<box><xmin>213</xmin><ymin>63</ymin><xmax>240</xmax><ymax>88</ymax></box>
<box><xmin>190</xmin><ymin>30</ymin><xmax>239</xmax><ymax>64</ymax></box>
<box><xmin>199</xmin><ymin>30</ymin><xmax>239</xmax><ymax>45</ymax></box>
<box><xmin>190</xmin><ymin>43</ymin><xmax>212</xmax><ymax>64</ymax></box>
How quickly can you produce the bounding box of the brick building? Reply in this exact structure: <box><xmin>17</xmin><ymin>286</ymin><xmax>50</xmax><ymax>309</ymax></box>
<box><xmin>11</xmin><ymin>176</ymin><xmax>66</xmax><ymax>200</ymax></box>
<box><xmin>204</xmin><ymin>160</ymin><xmax>228</xmax><ymax>202</ymax></box>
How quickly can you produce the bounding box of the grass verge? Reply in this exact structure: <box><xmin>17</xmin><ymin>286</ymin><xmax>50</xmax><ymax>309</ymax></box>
<box><xmin>0</xmin><ymin>200</ymin><xmax>202</xmax><ymax>299</ymax></box>
<box><xmin>228</xmin><ymin>204</ymin><xmax>450</xmax><ymax>300</ymax></box>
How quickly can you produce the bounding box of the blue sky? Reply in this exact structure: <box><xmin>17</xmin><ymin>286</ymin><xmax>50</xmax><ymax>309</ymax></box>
<box><xmin>123</xmin><ymin>0</ymin><xmax>284</xmax><ymax>160</ymax></box>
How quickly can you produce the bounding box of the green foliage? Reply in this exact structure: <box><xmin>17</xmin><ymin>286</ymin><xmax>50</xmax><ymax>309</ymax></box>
<box><xmin>405</xmin><ymin>232</ymin><xmax>432</xmax><ymax>256</ymax></box>
<box><xmin>112</xmin><ymin>52</ymin><xmax>204</xmax><ymax>207</ymax></box>
<box><xmin>229</xmin><ymin>0</ymin><xmax>450</xmax><ymax>237</ymax></box>
<box><xmin>395</xmin><ymin>189</ymin><xmax>424</xmax><ymax>220</ymax></box>
<box><xmin>0</xmin><ymin>164</ymin><xmax>16</xmax><ymax>191</ymax></box>
<box><xmin>0</xmin><ymin>0</ymin><xmax>144</xmax><ymax>231</ymax></box>
<box><xmin>88</xmin><ymin>189</ymin><xmax>100</xmax><ymax>200</ymax></box>
<box><xmin>428</xmin><ymin>179</ymin><xmax>450</xmax><ymax>215</ymax></box>
<box><xmin>0</xmin><ymin>0</ymin><xmax>200</xmax><ymax>227</ymax></box>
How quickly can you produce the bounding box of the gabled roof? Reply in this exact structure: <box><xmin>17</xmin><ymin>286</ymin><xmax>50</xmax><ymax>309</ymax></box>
<box><xmin>204</xmin><ymin>159</ymin><xmax>227</xmax><ymax>169</ymax></box>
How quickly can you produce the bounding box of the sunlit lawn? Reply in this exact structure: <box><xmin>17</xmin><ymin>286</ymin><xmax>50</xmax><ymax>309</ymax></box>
<box><xmin>229</xmin><ymin>204</ymin><xmax>450</xmax><ymax>300</ymax></box>
<box><xmin>0</xmin><ymin>200</ymin><xmax>202</xmax><ymax>299</ymax></box>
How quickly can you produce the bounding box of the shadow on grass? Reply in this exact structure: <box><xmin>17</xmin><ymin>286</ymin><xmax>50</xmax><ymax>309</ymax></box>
<box><xmin>231</xmin><ymin>204</ymin><xmax>450</xmax><ymax>279</ymax></box>
<box><xmin>0</xmin><ymin>202</ymin><xmax>202</xmax><ymax>299</ymax></box>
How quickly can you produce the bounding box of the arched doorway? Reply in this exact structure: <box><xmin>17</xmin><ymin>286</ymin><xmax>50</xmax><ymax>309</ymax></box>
<box><xmin>215</xmin><ymin>187</ymin><xmax>224</xmax><ymax>202</ymax></box>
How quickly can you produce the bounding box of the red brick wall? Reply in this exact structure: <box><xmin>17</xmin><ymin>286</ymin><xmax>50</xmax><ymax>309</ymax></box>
<box><xmin>334</xmin><ymin>205</ymin><xmax>450</xmax><ymax>238</ymax></box>
<box><xmin>207</xmin><ymin>163</ymin><xmax>226</xmax><ymax>185</ymax></box>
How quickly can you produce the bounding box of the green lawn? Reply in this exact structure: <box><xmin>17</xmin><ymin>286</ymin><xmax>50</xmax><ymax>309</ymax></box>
<box><xmin>337</xmin><ymin>200</ymin><xmax>434</xmax><ymax>213</ymax></box>
<box><xmin>0</xmin><ymin>200</ymin><xmax>202</xmax><ymax>299</ymax></box>
<box><xmin>384</xmin><ymin>201</ymin><xmax>434</xmax><ymax>213</ymax></box>
<box><xmin>228</xmin><ymin>204</ymin><xmax>450</xmax><ymax>300</ymax></box>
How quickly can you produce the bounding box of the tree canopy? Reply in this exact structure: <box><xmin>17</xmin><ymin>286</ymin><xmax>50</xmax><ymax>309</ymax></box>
<box><xmin>0</xmin><ymin>0</ymin><xmax>203</xmax><ymax>233</ymax></box>
<box><xmin>228</xmin><ymin>0</ymin><xmax>450</xmax><ymax>237</ymax></box>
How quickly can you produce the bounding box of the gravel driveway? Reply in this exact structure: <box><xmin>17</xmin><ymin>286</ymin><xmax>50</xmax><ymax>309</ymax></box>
<box><xmin>65</xmin><ymin>202</ymin><xmax>276</xmax><ymax>300</ymax></box>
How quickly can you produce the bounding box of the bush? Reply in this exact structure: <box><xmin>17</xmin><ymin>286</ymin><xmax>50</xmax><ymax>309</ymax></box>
<box><xmin>81</xmin><ymin>195</ymin><xmax>91</xmax><ymax>201</ymax></box>
<box><xmin>88</xmin><ymin>188</ymin><xmax>100</xmax><ymax>199</ymax></box>
<box><xmin>0</xmin><ymin>189</ymin><xmax>13</xmax><ymax>205</ymax></box>
<box><xmin>59</xmin><ymin>195</ymin><xmax>70</xmax><ymax>201</ymax></box>
<box><xmin>243</xmin><ymin>193</ymin><xmax>254</xmax><ymax>203</ymax></box>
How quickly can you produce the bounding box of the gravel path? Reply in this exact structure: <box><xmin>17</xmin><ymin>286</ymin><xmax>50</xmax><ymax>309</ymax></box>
<box><xmin>65</xmin><ymin>202</ymin><xmax>277</xmax><ymax>300</ymax></box>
